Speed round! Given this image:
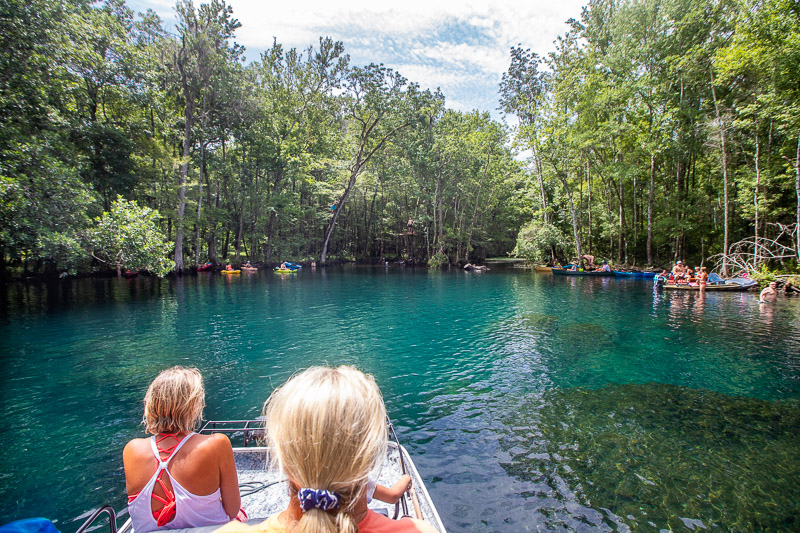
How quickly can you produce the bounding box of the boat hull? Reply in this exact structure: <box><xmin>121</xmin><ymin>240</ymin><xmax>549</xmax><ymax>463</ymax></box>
<box><xmin>221</xmin><ymin>270</ymin><xmax>241</xmax><ymax>275</ymax></box>
<box><xmin>663</xmin><ymin>283</ymin><xmax>750</xmax><ymax>291</ymax></box>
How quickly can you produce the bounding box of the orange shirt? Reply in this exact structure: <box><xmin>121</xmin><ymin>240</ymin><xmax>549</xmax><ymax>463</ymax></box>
<box><xmin>215</xmin><ymin>510</ymin><xmax>437</xmax><ymax>533</ymax></box>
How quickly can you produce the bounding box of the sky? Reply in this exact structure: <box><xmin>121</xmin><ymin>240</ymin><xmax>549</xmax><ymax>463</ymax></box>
<box><xmin>125</xmin><ymin>0</ymin><xmax>587</xmax><ymax>120</ymax></box>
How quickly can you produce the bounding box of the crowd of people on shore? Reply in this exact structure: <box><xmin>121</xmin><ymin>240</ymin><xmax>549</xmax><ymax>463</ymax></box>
<box><xmin>123</xmin><ymin>366</ymin><xmax>435</xmax><ymax>533</ymax></box>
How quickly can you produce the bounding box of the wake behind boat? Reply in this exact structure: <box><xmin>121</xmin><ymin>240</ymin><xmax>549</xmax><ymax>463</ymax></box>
<box><xmin>78</xmin><ymin>419</ymin><xmax>446</xmax><ymax>533</ymax></box>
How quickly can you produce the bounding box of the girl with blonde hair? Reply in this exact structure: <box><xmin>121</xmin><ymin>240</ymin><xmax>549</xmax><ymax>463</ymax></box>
<box><xmin>124</xmin><ymin>366</ymin><xmax>241</xmax><ymax>533</ymax></box>
<box><xmin>218</xmin><ymin>365</ymin><xmax>435</xmax><ymax>533</ymax></box>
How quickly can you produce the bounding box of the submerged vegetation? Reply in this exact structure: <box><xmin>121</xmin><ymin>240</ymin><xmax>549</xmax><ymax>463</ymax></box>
<box><xmin>500</xmin><ymin>384</ymin><xmax>800</xmax><ymax>531</ymax></box>
<box><xmin>1</xmin><ymin>0</ymin><xmax>799</xmax><ymax>279</ymax></box>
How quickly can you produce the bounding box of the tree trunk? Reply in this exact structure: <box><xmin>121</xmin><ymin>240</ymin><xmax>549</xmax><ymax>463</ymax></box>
<box><xmin>618</xmin><ymin>175</ymin><xmax>624</xmax><ymax>264</ymax></box>
<box><xmin>175</xmin><ymin>113</ymin><xmax>191</xmax><ymax>272</ymax></box>
<box><xmin>587</xmin><ymin>162</ymin><xmax>592</xmax><ymax>255</ymax></box>
<box><xmin>795</xmin><ymin>129</ymin><xmax>800</xmax><ymax>261</ymax></box>
<box><xmin>466</xmin><ymin>151</ymin><xmax>490</xmax><ymax>263</ymax></box>
<box><xmin>195</xmin><ymin>145</ymin><xmax>206</xmax><ymax>267</ymax></box>
<box><xmin>553</xmin><ymin>165</ymin><xmax>581</xmax><ymax>261</ymax></box>
<box><xmin>647</xmin><ymin>154</ymin><xmax>654</xmax><ymax>267</ymax></box>
<box><xmin>754</xmin><ymin>129</ymin><xmax>760</xmax><ymax>266</ymax></box>
<box><xmin>710</xmin><ymin>70</ymin><xmax>729</xmax><ymax>276</ymax></box>
<box><xmin>534</xmin><ymin>149</ymin><xmax>548</xmax><ymax>224</ymax></box>
<box><xmin>321</xmin><ymin>167</ymin><xmax>359</xmax><ymax>264</ymax></box>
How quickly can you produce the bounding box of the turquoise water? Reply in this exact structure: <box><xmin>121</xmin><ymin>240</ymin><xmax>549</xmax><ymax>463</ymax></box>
<box><xmin>1</xmin><ymin>267</ymin><xmax>799</xmax><ymax>531</ymax></box>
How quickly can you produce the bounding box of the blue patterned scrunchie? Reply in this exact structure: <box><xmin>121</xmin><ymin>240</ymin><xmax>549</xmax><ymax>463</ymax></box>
<box><xmin>297</xmin><ymin>488</ymin><xmax>342</xmax><ymax>512</ymax></box>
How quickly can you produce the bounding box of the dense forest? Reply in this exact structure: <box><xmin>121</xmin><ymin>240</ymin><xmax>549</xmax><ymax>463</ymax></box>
<box><xmin>1</xmin><ymin>0</ymin><xmax>798</xmax><ymax>279</ymax></box>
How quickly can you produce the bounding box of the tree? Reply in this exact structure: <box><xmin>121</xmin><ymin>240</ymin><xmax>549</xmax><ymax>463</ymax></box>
<box><xmin>172</xmin><ymin>0</ymin><xmax>243</xmax><ymax>272</ymax></box>
<box><xmin>320</xmin><ymin>64</ymin><xmax>424</xmax><ymax>264</ymax></box>
<box><xmin>88</xmin><ymin>197</ymin><xmax>174</xmax><ymax>277</ymax></box>
<box><xmin>513</xmin><ymin>221</ymin><xmax>570</xmax><ymax>264</ymax></box>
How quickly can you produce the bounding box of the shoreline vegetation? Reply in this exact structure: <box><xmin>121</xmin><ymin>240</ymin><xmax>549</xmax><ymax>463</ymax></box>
<box><xmin>2</xmin><ymin>0</ymin><xmax>798</xmax><ymax>285</ymax></box>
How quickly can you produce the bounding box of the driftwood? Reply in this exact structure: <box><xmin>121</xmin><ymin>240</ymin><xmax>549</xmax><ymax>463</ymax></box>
<box><xmin>708</xmin><ymin>222</ymin><xmax>798</xmax><ymax>275</ymax></box>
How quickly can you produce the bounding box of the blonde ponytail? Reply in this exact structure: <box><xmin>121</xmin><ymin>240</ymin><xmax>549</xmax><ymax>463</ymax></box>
<box><xmin>264</xmin><ymin>366</ymin><xmax>388</xmax><ymax>533</ymax></box>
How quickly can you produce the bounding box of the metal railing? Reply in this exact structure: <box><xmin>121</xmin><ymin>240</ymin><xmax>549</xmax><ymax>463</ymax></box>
<box><xmin>199</xmin><ymin>418</ymin><xmax>266</xmax><ymax>447</ymax></box>
<box><xmin>75</xmin><ymin>506</ymin><xmax>117</xmax><ymax>533</ymax></box>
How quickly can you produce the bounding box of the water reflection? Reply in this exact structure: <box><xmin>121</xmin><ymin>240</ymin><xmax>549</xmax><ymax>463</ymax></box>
<box><xmin>1</xmin><ymin>270</ymin><xmax>800</xmax><ymax>531</ymax></box>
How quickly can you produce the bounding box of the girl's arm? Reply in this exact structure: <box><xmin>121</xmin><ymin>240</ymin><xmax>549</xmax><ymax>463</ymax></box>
<box><xmin>214</xmin><ymin>434</ymin><xmax>242</xmax><ymax>519</ymax></box>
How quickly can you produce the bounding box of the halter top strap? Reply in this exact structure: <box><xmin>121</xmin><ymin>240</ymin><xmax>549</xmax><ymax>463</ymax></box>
<box><xmin>150</xmin><ymin>432</ymin><xmax>195</xmax><ymax>467</ymax></box>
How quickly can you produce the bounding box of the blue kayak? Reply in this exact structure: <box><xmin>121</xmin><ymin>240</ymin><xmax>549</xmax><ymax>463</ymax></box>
<box><xmin>613</xmin><ymin>270</ymin><xmax>656</xmax><ymax>279</ymax></box>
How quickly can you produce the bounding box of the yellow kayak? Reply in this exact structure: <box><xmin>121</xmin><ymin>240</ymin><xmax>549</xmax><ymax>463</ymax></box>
<box><xmin>221</xmin><ymin>270</ymin><xmax>241</xmax><ymax>275</ymax></box>
<box><xmin>274</xmin><ymin>269</ymin><xmax>296</xmax><ymax>274</ymax></box>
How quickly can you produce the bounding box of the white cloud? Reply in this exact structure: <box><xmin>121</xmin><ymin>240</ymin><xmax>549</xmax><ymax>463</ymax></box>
<box><xmin>125</xmin><ymin>0</ymin><xmax>587</xmax><ymax>117</ymax></box>
<box><xmin>410</xmin><ymin>42</ymin><xmax>507</xmax><ymax>75</ymax></box>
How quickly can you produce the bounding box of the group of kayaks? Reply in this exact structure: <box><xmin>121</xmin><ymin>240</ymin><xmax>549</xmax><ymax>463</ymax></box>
<box><xmin>199</xmin><ymin>262</ymin><xmax>303</xmax><ymax>275</ymax></box>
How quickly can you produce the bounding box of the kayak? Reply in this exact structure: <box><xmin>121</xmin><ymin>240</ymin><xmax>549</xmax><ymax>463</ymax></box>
<box><xmin>274</xmin><ymin>269</ymin><xmax>296</xmax><ymax>274</ymax></box>
<box><xmin>241</xmin><ymin>267</ymin><xmax>258</xmax><ymax>272</ymax></box>
<box><xmin>221</xmin><ymin>270</ymin><xmax>241</xmax><ymax>275</ymax></box>
<box><xmin>613</xmin><ymin>270</ymin><xmax>656</xmax><ymax>279</ymax></box>
<box><xmin>552</xmin><ymin>268</ymin><xmax>614</xmax><ymax>277</ymax></box>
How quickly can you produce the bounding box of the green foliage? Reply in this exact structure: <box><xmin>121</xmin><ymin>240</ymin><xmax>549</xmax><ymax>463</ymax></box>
<box><xmin>88</xmin><ymin>197</ymin><xmax>174</xmax><ymax>276</ymax></box>
<box><xmin>512</xmin><ymin>221</ymin><xmax>570</xmax><ymax>264</ymax></box>
<box><xmin>428</xmin><ymin>252</ymin><xmax>448</xmax><ymax>269</ymax></box>
<box><xmin>4</xmin><ymin>0</ymin><xmax>799</xmax><ymax>279</ymax></box>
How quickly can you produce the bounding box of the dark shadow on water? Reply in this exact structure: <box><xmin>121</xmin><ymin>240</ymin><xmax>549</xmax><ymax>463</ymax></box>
<box><xmin>500</xmin><ymin>383</ymin><xmax>800</xmax><ymax>531</ymax></box>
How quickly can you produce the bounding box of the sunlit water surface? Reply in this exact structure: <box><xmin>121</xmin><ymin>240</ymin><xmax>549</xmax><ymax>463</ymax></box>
<box><xmin>1</xmin><ymin>266</ymin><xmax>799</xmax><ymax>532</ymax></box>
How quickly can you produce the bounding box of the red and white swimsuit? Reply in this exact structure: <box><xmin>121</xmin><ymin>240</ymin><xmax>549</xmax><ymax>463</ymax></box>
<box><xmin>127</xmin><ymin>433</ymin><xmax>230</xmax><ymax>533</ymax></box>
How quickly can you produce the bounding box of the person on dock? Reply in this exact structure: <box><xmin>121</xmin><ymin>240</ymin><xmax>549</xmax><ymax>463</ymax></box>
<box><xmin>215</xmin><ymin>366</ymin><xmax>436</xmax><ymax>533</ymax></box>
<box><xmin>672</xmin><ymin>261</ymin><xmax>687</xmax><ymax>282</ymax></box>
<box><xmin>760</xmin><ymin>281</ymin><xmax>778</xmax><ymax>303</ymax></box>
<box><xmin>697</xmin><ymin>267</ymin><xmax>708</xmax><ymax>289</ymax></box>
<box><xmin>124</xmin><ymin>366</ymin><xmax>242</xmax><ymax>533</ymax></box>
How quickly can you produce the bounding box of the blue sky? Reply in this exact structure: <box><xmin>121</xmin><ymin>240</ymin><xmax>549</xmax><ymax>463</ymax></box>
<box><xmin>126</xmin><ymin>0</ymin><xmax>587</xmax><ymax>120</ymax></box>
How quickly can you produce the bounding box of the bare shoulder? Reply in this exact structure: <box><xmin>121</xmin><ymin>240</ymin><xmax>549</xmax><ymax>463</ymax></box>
<box><xmin>122</xmin><ymin>437</ymin><xmax>154</xmax><ymax>476</ymax></box>
<box><xmin>123</xmin><ymin>437</ymin><xmax>152</xmax><ymax>459</ymax></box>
<box><xmin>190</xmin><ymin>432</ymin><xmax>233</xmax><ymax>454</ymax></box>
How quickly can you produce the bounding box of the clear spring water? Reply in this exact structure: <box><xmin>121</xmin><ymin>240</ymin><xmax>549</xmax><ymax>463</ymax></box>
<box><xmin>1</xmin><ymin>266</ymin><xmax>798</xmax><ymax>532</ymax></box>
